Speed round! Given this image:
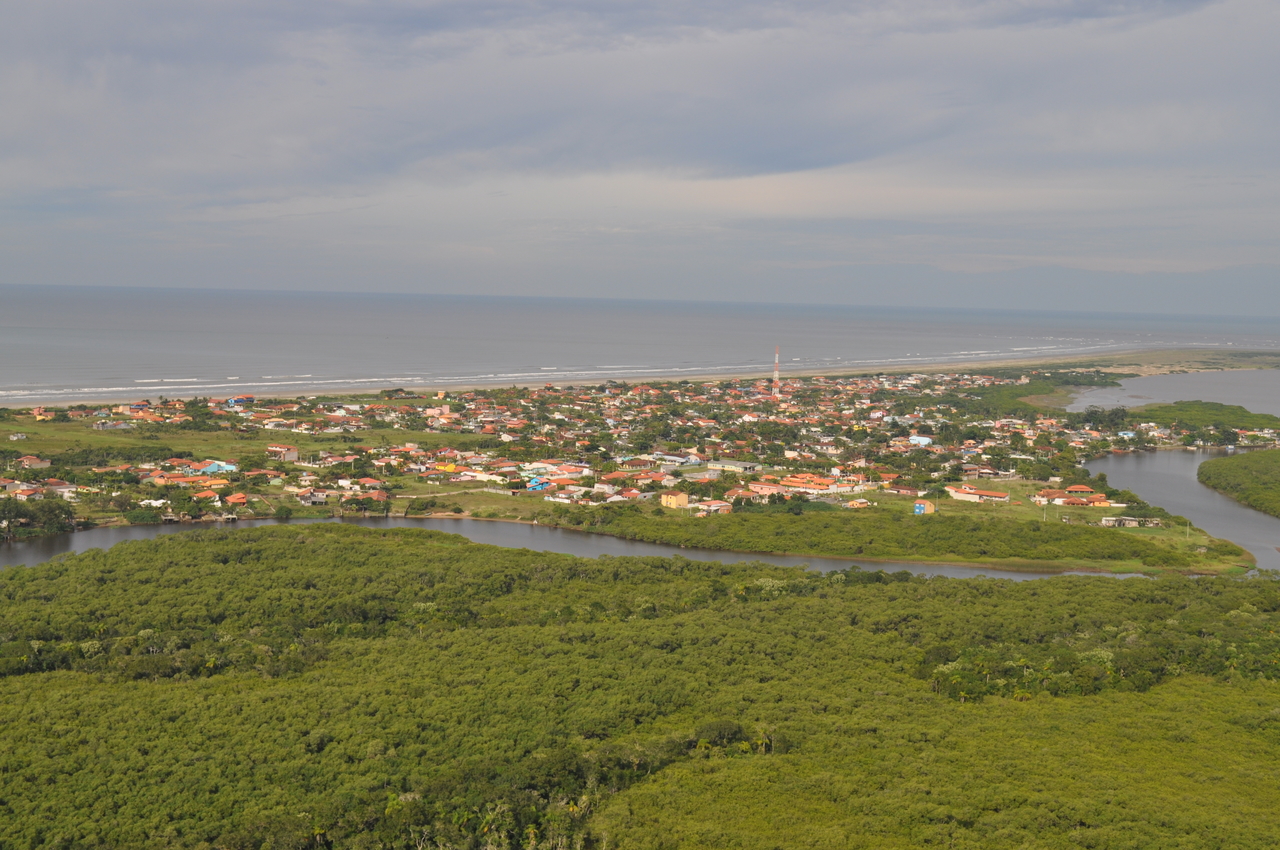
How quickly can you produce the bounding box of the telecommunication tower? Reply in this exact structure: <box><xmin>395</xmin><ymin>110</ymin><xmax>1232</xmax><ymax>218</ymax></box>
<box><xmin>773</xmin><ymin>346</ymin><xmax>780</xmax><ymax>398</ymax></box>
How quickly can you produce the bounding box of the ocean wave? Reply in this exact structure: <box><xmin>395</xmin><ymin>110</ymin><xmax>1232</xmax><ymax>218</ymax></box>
<box><xmin>0</xmin><ymin>339</ymin><xmax>1236</xmax><ymax>401</ymax></box>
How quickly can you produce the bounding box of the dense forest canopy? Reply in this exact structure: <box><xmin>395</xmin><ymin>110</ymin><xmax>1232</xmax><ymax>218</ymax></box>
<box><xmin>545</xmin><ymin>502</ymin><xmax>1245</xmax><ymax>571</ymax></box>
<box><xmin>2</xmin><ymin>525</ymin><xmax>1280</xmax><ymax>848</ymax></box>
<box><xmin>1198</xmin><ymin>448</ymin><xmax>1280</xmax><ymax>518</ymax></box>
<box><xmin>1135</xmin><ymin>400</ymin><xmax>1280</xmax><ymax>432</ymax></box>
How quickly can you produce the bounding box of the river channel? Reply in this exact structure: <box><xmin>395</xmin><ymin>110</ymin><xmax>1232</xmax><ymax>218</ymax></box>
<box><xmin>1</xmin><ymin>516</ymin><xmax>1104</xmax><ymax>581</ymax></box>
<box><xmin>1087</xmin><ymin>447</ymin><xmax>1280</xmax><ymax>570</ymax></box>
<box><xmin>5</xmin><ymin>450</ymin><xmax>1274</xmax><ymax>578</ymax></box>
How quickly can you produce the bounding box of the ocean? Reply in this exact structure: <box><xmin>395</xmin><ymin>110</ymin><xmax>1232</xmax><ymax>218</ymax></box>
<box><xmin>4</xmin><ymin>284</ymin><xmax>1280</xmax><ymax>404</ymax></box>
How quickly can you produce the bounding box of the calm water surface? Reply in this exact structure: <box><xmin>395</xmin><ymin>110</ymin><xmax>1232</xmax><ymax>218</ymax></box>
<box><xmin>5</xmin><ymin>285</ymin><xmax>1280</xmax><ymax>403</ymax></box>
<box><xmin>1070</xmin><ymin>370</ymin><xmax>1280</xmax><ymax>416</ymax></box>
<box><xmin>1088</xmin><ymin>448</ymin><xmax>1280</xmax><ymax>570</ymax></box>
<box><xmin>1</xmin><ymin>516</ymin><xmax>1098</xmax><ymax>581</ymax></box>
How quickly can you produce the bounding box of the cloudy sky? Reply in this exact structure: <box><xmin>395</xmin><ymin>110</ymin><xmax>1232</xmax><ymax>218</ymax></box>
<box><xmin>3</xmin><ymin>0</ymin><xmax>1277</xmax><ymax>311</ymax></box>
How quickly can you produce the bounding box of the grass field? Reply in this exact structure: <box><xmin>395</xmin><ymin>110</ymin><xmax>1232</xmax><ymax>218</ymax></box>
<box><xmin>0</xmin><ymin>418</ymin><xmax>483</xmax><ymax>461</ymax></box>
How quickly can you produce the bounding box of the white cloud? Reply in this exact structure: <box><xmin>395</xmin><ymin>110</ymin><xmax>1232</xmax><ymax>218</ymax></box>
<box><xmin>1</xmin><ymin>0</ymin><xmax>1277</xmax><ymax>308</ymax></box>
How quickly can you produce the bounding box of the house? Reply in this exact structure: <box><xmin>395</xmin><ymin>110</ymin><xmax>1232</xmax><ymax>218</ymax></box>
<box><xmin>14</xmin><ymin>488</ymin><xmax>43</xmax><ymax>501</ymax></box>
<box><xmin>846</xmin><ymin>498</ymin><xmax>872</xmax><ymax>509</ymax></box>
<box><xmin>343</xmin><ymin>489</ymin><xmax>388</xmax><ymax>503</ymax></box>
<box><xmin>660</xmin><ymin>490</ymin><xmax>689</xmax><ymax>509</ymax></box>
<box><xmin>44</xmin><ymin>481</ymin><xmax>78</xmax><ymax>500</ymax></box>
<box><xmin>697</xmin><ymin>499</ymin><xmax>733</xmax><ymax>514</ymax></box>
<box><xmin>633</xmin><ymin>471</ymin><xmax>679</xmax><ymax>488</ymax></box>
<box><xmin>266</xmin><ymin>444</ymin><xmax>299</xmax><ymax>463</ymax></box>
<box><xmin>224</xmin><ymin>493</ymin><xmax>249</xmax><ymax>507</ymax></box>
<box><xmin>913</xmin><ymin>500</ymin><xmax>936</xmax><ymax>515</ymax></box>
<box><xmin>945</xmin><ymin>484</ymin><xmax>1009</xmax><ymax>504</ymax></box>
<box><xmin>295</xmin><ymin>488</ymin><xmax>328</xmax><ymax>506</ymax></box>
<box><xmin>748</xmin><ymin>481</ymin><xmax>787</xmax><ymax>497</ymax></box>
<box><xmin>190</xmin><ymin>460</ymin><xmax>238</xmax><ymax>475</ymax></box>
<box><xmin>707</xmin><ymin>459</ymin><xmax>760</xmax><ymax>474</ymax></box>
<box><xmin>17</xmin><ymin>456</ymin><xmax>50</xmax><ymax>469</ymax></box>
<box><xmin>192</xmin><ymin>490</ymin><xmax>222</xmax><ymax>505</ymax></box>
<box><xmin>779</xmin><ymin>473</ymin><xmax>852</xmax><ymax>495</ymax></box>
<box><xmin>888</xmin><ymin>483</ymin><xmax>924</xmax><ymax>497</ymax></box>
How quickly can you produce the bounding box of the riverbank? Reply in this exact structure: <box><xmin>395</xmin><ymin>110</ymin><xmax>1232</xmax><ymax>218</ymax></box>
<box><xmin>546</xmin><ymin>524</ymin><xmax>1193</xmax><ymax>576</ymax></box>
<box><xmin>537</xmin><ymin>505</ymin><xmax>1252</xmax><ymax>577</ymax></box>
<box><xmin>1089</xmin><ymin>447</ymin><xmax>1280</xmax><ymax>571</ymax></box>
<box><xmin>0</xmin><ymin>513</ymin><xmax>1180</xmax><ymax>580</ymax></box>
<box><xmin>1196</xmin><ymin>449</ymin><xmax>1280</xmax><ymax>520</ymax></box>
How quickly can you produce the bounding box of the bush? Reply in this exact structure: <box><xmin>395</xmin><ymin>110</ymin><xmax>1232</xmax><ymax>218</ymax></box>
<box><xmin>694</xmin><ymin>719</ymin><xmax>745</xmax><ymax>747</ymax></box>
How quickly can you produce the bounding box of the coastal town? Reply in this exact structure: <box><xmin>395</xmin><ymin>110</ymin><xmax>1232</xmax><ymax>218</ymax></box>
<box><xmin>3</xmin><ymin>366</ymin><xmax>1276</xmax><ymax>536</ymax></box>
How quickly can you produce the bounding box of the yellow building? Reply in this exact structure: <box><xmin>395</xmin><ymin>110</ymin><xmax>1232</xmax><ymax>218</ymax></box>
<box><xmin>660</xmin><ymin>490</ymin><xmax>689</xmax><ymax>509</ymax></box>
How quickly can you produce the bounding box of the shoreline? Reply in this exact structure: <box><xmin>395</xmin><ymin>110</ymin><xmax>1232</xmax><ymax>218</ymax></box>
<box><xmin>545</xmin><ymin>522</ymin><xmax>1247</xmax><ymax>577</ymax></box>
<box><xmin>93</xmin><ymin>511</ymin><xmax>1252</xmax><ymax>577</ymax></box>
<box><xmin>5</xmin><ymin>511</ymin><xmax>1219</xmax><ymax>577</ymax></box>
<box><xmin>8</xmin><ymin>347</ymin><xmax>1280</xmax><ymax>408</ymax></box>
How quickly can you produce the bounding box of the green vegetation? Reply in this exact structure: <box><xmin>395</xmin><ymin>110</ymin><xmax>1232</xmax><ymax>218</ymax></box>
<box><xmin>1135</xmin><ymin>400</ymin><xmax>1280</xmax><ymax>432</ymax></box>
<box><xmin>0</xmin><ymin>419</ymin><xmax>484</xmax><ymax>464</ymax></box>
<box><xmin>3</xmin><ymin>525</ymin><xmax>1280</xmax><ymax>848</ymax></box>
<box><xmin>949</xmin><ymin>370</ymin><xmax>1120</xmax><ymax>418</ymax></box>
<box><xmin>1198</xmin><ymin>448</ymin><xmax>1280</xmax><ymax>518</ymax></box>
<box><xmin>546</xmin><ymin>500</ymin><xmax>1249</xmax><ymax>574</ymax></box>
<box><xmin>0</xmin><ymin>498</ymin><xmax>76</xmax><ymax>539</ymax></box>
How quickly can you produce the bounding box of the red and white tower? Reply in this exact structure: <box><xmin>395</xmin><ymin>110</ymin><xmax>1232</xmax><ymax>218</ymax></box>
<box><xmin>773</xmin><ymin>346</ymin><xmax>780</xmax><ymax>398</ymax></box>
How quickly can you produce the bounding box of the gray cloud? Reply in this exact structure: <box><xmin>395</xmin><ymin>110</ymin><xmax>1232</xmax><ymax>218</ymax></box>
<box><xmin>1</xmin><ymin>0</ymin><xmax>1276</xmax><ymax>310</ymax></box>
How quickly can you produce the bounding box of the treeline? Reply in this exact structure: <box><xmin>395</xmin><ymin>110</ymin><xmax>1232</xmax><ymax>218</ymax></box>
<box><xmin>3</xmin><ymin>525</ymin><xmax>1280</xmax><ymax>848</ymax></box>
<box><xmin>1138</xmin><ymin>400</ymin><xmax>1280</xmax><ymax>432</ymax></box>
<box><xmin>0</xmin><ymin>498</ymin><xmax>76</xmax><ymax>539</ymax></box>
<box><xmin>1198</xmin><ymin>448</ymin><xmax>1280</xmax><ymax>518</ymax></box>
<box><xmin>50</xmin><ymin>445</ymin><xmax>194</xmax><ymax>467</ymax></box>
<box><xmin>548</xmin><ymin>503</ymin><xmax>1242</xmax><ymax>569</ymax></box>
<box><xmin>933</xmin><ymin>369</ymin><xmax>1120</xmax><ymax>420</ymax></box>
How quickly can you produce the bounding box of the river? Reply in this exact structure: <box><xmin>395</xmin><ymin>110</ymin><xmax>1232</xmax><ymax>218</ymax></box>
<box><xmin>1087</xmin><ymin>448</ymin><xmax>1280</xmax><ymax>570</ymax></box>
<box><xmin>1069</xmin><ymin>370</ymin><xmax>1280</xmax><ymax>416</ymax></box>
<box><xmin>6</xmin><ymin>451</ymin><xmax>1274</xmax><ymax>578</ymax></box>
<box><xmin>1</xmin><ymin>516</ymin><xmax>1104</xmax><ymax>581</ymax></box>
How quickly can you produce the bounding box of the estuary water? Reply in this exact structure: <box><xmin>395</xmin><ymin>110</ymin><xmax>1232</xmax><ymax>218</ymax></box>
<box><xmin>1070</xmin><ymin>370</ymin><xmax>1280</xmax><ymax>416</ymax></box>
<box><xmin>0</xmin><ymin>516</ymin><xmax>1086</xmax><ymax>580</ymax></box>
<box><xmin>4</xmin><ymin>284</ymin><xmax>1280</xmax><ymax>403</ymax></box>
<box><xmin>1087</xmin><ymin>448</ymin><xmax>1280</xmax><ymax>571</ymax></box>
<box><xmin>1073</xmin><ymin>367</ymin><xmax>1280</xmax><ymax>569</ymax></box>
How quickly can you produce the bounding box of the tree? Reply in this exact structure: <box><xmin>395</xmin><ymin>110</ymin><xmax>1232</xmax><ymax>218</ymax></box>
<box><xmin>30</xmin><ymin>499</ymin><xmax>75</xmax><ymax>533</ymax></box>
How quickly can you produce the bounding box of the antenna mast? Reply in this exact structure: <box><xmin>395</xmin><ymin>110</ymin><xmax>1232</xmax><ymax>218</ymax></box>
<box><xmin>773</xmin><ymin>346</ymin><xmax>780</xmax><ymax>398</ymax></box>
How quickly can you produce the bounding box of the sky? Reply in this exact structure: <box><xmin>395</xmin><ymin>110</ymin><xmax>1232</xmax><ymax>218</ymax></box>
<box><xmin>2</xmin><ymin>0</ymin><xmax>1278</xmax><ymax>312</ymax></box>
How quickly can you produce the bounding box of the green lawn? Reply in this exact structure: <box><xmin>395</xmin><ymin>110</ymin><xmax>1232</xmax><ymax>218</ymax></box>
<box><xmin>0</xmin><ymin>418</ymin><xmax>479</xmax><ymax>462</ymax></box>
